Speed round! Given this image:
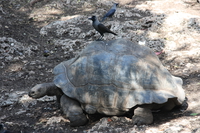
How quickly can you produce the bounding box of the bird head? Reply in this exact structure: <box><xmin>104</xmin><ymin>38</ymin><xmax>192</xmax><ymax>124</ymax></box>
<box><xmin>88</xmin><ymin>16</ymin><xmax>96</xmax><ymax>21</ymax></box>
<box><xmin>113</xmin><ymin>2</ymin><xmax>119</xmax><ymax>6</ymax></box>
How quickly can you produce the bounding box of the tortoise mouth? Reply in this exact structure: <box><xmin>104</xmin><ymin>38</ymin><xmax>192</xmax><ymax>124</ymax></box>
<box><xmin>28</xmin><ymin>91</ymin><xmax>38</xmax><ymax>98</ymax></box>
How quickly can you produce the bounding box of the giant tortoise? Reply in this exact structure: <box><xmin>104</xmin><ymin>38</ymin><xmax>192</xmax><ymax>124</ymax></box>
<box><xmin>29</xmin><ymin>39</ymin><xmax>185</xmax><ymax>126</ymax></box>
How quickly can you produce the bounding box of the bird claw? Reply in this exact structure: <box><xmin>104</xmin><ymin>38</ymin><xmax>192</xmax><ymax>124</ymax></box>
<box><xmin>96</xmin><ymin>38</ymin><xmax>103</xmax><ymax>41</ymax></box>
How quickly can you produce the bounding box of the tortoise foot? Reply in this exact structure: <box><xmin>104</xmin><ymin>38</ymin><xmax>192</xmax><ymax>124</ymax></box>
<box><xmin>60</xmin><ymin>95</ymin><xmax>88</xmax><ymax>126</ymax></box>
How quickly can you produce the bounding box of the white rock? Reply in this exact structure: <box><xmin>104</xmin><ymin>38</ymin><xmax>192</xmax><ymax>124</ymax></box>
<box><xmin>46</xmin><ymin>116</ymin><xmax>69</xmax><ymax>126</ymax></box>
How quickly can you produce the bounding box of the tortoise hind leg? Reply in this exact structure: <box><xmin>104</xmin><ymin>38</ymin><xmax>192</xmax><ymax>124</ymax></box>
<box><xmin>161</xmin><ymin>98</ymin><xmax>177</xmax><ymax>111</ymax></box>
<box><xmin>132</xmin><ymin>107</ymin><xmax>153</xmax><ymax>125</ymax></box>
<box><xmin>60</xmin><ymin>95</ymin><xmax>88</xmax><ymax>126</ymax></box>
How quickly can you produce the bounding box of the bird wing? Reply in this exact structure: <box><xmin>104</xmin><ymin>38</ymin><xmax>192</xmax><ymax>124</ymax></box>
<box><xmin>98</xmin><ymin>24</ymin><xmax>117</xmax><ymax>35</ymax></box>
<box><xmin>98</xmin><ymin>24</ymin><xmax>110</xmax><ymax>33</ymax></box>
<box><xmin>104</xmin><ymin>9</ymin><xmax>116</xmax><ymax>17</ymax></box>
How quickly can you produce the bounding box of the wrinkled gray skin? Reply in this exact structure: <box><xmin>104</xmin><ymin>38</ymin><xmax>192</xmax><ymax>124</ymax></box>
<box><xmin>29</xmin><ymin>39</ymin><xmax>185</xmax><ymax>127</ymax></box>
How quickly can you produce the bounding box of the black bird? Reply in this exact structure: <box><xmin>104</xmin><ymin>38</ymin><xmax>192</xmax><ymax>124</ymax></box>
<box><xmin>101</xmin><ymin>3</ymin><xmax>119</xmax><ymax>22</ymax></box>
<box><xmin>88</xmin><ymin>16</ymin><xmax>117</xmax><ymax>40</ymax></box>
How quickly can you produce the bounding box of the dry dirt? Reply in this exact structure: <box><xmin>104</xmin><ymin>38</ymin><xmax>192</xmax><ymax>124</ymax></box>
<box><xmin>0</xmin><ymin>0</ymin><xmax>200</xmax><ymax>133</ymax></box>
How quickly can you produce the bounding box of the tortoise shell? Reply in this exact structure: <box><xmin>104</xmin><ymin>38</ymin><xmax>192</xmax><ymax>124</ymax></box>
<box><xmin>53</xmin><ymin>39</ymin><xmax>185</xmax><ymax>115</ymax></box>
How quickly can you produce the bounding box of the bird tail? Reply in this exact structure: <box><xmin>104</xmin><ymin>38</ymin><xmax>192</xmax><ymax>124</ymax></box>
<box><xmin>110</xmin><ymin>31</ymin><xmax>117</xmax><ymax>35</ymax></box>
<box><xmin>101</xmin><ymin>17</ymin><xmax>107</xmax><ymax>22</ymax></box>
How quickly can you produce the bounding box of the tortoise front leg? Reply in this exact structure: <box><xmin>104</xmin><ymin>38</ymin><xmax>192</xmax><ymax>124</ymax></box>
<box><xmin>60</xmin><ymin>95</ymin><xmax>88</xmax><ymax>126</ymax></box>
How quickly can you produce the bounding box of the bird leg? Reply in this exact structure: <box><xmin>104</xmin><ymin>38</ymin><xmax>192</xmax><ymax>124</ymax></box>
<box><xmin>108</xmin><ymin>16</ymin><xmax>114</xmax><ymax>21</ymax></box>
<box><xmin>96</xmin><ymin>35</ymin><xmax>104</xmax><ymax>41</ymax></box>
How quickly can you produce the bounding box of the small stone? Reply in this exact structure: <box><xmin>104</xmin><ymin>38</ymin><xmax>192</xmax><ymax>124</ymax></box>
<box><xmin>43</xmin><ymin>50</ymin><xmax>50</xmax><ymax>57</ymax></box>
<box><xmin>19</xmin><ymin>94</ymin><xmax>37</xmax><ymax>108</ymax></box>
<box><xmin>69</xmin><ymin>48</ymin><xmax>73</xmax><ymax>52</ymax></box>
<box><xmin>29</xmin><ymin>71</ymin><xmax>35</xmax><ymax>75</ymax></box>
<box><xmin>111</xmin><ymin>116</ymin><xmax>119</xmax><ymax>121</ymax></box>
<box><xmin>15</xmin><ymin>109</ymin><xmax>26</xmax><ymax>115</ymax></box>
<box><xmin>0</xmin><ymin>100</ymin><xmax>13</xmax><ymax>107</ymax></box>
<box><xmin>46</xmin><ymin>116</ymin><xmax>69</xmax><ymax>125</ymax></box>
<box><xmin>37</xmin><ymin>96</ymin><xmax>56</xmax><ymax>102</ymax></box>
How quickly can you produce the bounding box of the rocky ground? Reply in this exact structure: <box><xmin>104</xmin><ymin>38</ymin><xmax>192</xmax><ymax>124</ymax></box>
<box><xmin>0</xmin><ymin>0</ymin><xmax>200</xmax><ymax>132</ymax></box>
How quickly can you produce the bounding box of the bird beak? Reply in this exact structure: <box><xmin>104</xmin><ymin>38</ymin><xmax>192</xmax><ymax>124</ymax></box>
<box><xmin>88</xmin><ymin>17</ymin><xmax>92</xmax><ymax>20</ymax></box>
